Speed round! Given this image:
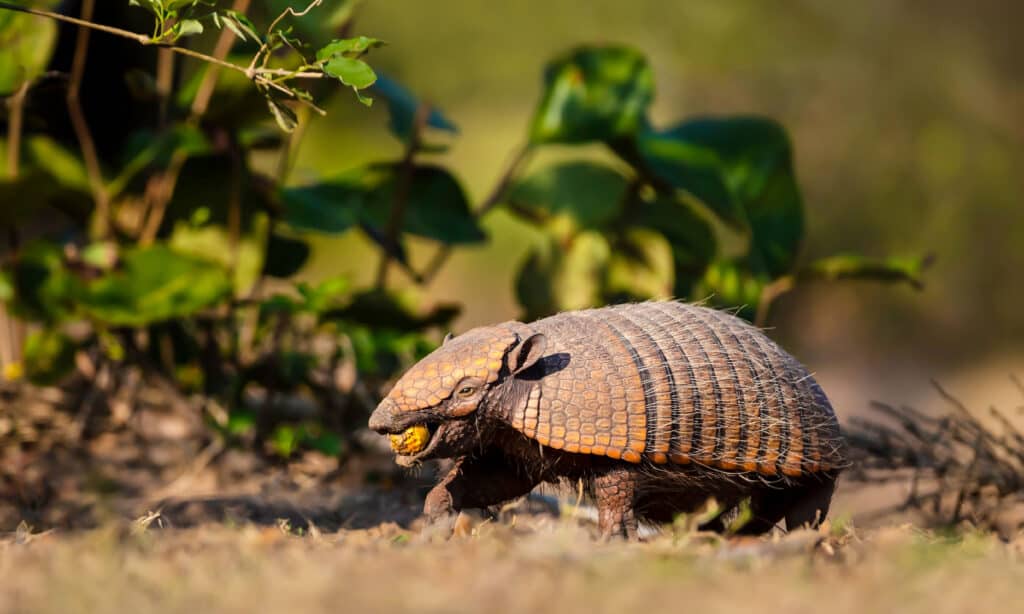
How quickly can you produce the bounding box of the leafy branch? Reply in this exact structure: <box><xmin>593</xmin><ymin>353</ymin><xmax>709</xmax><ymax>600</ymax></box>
<box><xmin>0</xmin><ymin>0</ymin><xmax>382</xmax><ymax>130</ymax></box>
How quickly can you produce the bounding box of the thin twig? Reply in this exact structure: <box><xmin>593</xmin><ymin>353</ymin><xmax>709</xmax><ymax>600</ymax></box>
<box><xmin>139</xmin><ymin>0</ymin><xmax>251</xmax><ymax>246</ymax></box>
<box><xmin>192</xmin><ymin>0</ymin><xmax>251</xmax><ymax>117</ymax></box>
<box><xmin>64</xmin><ymin>0</ymin><xmax>110</xmax><ymax>239</ymax></box>
<box><xmin>0</xmin><ymin>2</ymin><xmax>325</xmax><ymax>85</ymax></box>
<box><xmin>375</xmin><ymin>103</ymin><xmax>429</xmax><ymax>288</ymax></box>
<box><xmin>248</xmin><ymin>0</ymin><xmax>321</xmax><ymax>74</ymax></box>
<box><xmin>754</xmin><ymin>274</ymin><xmax>795</xmax><ymax>328</ymax></box>
<box><xmin>155</xmin><ymin>48</ymin><xmax>174</xmax><ymax>128</ymax></box>
<box><xmin>4</xmin><ymin>80</ymin><xmax>29</xmax><ymax>178</ymax></box>
<box><xmin>420</xmin><ymin>142</ymin><xmax>533</xmax><ymax>285</ymax></box>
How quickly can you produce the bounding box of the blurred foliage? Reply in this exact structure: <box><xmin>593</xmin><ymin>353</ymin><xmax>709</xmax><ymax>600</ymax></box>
<box><xmin>0</xmin><ymin>1</ymin><xmax>923</xmax><ymax>458</ymax></box>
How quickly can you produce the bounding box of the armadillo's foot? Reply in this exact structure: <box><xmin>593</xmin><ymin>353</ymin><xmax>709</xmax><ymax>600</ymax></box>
<box><xmin>420</xmin><ymin>453</ymin><xmax>540</xmax><ymax>532</ymax></box>
<box><xmin>593</xmin><ymin>468</ymin><xmax>640</xmax><ymax>541</ymax></box>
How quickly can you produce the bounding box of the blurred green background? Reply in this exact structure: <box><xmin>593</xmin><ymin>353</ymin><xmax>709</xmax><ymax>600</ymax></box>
<box><xmin>283</xmin><ymin>0</ymin><xmax>1022</xmax><ymax>412</ymax></box>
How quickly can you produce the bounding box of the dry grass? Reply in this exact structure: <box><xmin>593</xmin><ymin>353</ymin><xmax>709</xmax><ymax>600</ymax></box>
<box><xmin>2</xmin><ymin>515</ymin><xmax>1023</xmax><ymax>614</ymax></box>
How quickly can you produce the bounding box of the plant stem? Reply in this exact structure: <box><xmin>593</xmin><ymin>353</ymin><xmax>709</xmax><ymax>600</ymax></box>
<box><xmin>191</xmin><ymin>0</ymin><xmax>252</xmax><ymax>117</ymax></box>
<box><xmin>420</xmin><ymin>143</ymin><xmax>534</xmax><ymax>285</ymax></box>
<box><xmin>139</xmin><ymin>0</ymin><xmax>252</xmax><ymax>246</ymax></box>
<box><xmin>0</xmin><ymin>2</ymin><xmax>326</xmax><ymax>84</ymax></box>
<box><xmin>0</xmin><ymin>1</ymin><xmax>149</xmax><ymax>43</ymax></box>
<box><xmin>4</xmin><ymin>81</ymin><xmax>29</xmax><ymax>178</ymax></box>
<box><xmin>754</xmin><ymin>274</ymin><xmax>795</xmax><ymax>328</ymax></box>
<box><xmin>64</xmin><ymin>0</ymin><xmax>110</xmax><ymax>240</ymax></box>
<box><xmin>155</xmin><ymin>48</ymin><xmax>174</xmax><ymax>128</ymax></box>
<box><xmin>375</xmin><ymin>104</ymin><xmax>429</xmax><ymax>288</ymax></box>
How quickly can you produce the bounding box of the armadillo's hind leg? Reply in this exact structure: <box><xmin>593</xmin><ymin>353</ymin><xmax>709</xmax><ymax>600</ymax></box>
<box><xmin>783</xmin><ymin>475</ymin><xmax>836</xmax><ymax>531</ymax></box>
<box><xmin>737</xmin><ymin>475</ymin><xmax>837</xmax><ymax>535</ymax></box>
<box><xmin>592</xmin><ymin>468</ymin><xmax>640</xmax><ymax>540</ymax></box>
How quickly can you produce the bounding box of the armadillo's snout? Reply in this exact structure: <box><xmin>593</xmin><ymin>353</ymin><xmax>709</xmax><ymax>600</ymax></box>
<box><xmin>368</xmin><ymin>399</ymin><xmax>398</xmax><ymax>434</ymax></box>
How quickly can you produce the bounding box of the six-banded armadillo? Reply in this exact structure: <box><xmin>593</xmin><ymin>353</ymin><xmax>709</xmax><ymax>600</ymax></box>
<box><xmin>368</xmin><ymin>301</ymin><xmax>846</xmax><ymax>538</ymax></box>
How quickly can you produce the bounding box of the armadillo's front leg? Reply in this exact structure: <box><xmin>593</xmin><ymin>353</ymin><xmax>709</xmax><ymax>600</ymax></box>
<box><xmin>593</xmin><ymin>467</ymin><xmax>640</xmax><ymax>540</ymax></box>
<box><xmin>424</xmin><ymin>455</ymin><xmax>539</xmax><ymax>521</ymax></box>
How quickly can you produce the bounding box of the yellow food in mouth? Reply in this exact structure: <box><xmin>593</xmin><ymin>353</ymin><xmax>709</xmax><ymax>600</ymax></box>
<box><xmin>389</xmin><ymin>425</ymin><xmax>431</xmax><ymax>455</ymax></box>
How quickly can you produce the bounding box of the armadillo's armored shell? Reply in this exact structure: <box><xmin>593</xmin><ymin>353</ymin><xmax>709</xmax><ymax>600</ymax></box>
<box><xmin>384</xmin><ymin>327</ymin><xmax>516</xmax><ymax>413</ymax></box>
<box><xmin>508</xmin><ymin>302</ymin><xmax>845</xmax><ymax>477</ymax></box>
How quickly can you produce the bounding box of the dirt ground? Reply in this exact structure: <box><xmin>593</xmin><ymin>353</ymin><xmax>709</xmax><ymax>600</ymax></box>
<box><xmin>3</xmin><ymin>380</ymin><xmax>1024</xmax><ymax>613</ymax></box>
<box><xmin>3</xmin><ymin>515</ymin><xmax>1024</xmax><ymax>614</ymax></box>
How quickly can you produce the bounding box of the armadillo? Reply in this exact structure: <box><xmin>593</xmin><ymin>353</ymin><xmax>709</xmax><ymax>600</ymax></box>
<box><xmin>368</xmin><ymin>301</ymin><xmax>846</xmax><ymax>538</ymax></box>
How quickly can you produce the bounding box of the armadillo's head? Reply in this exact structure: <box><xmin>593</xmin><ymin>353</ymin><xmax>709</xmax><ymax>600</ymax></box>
<box><xmin>368</xmin><ymin>324</ymin><xmax>546</xmax><ymax>466</ymax></box>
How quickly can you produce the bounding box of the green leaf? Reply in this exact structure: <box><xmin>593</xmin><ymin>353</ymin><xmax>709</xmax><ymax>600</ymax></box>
<box><xmin>270</xmin><ymin>424</ymin><xmax>299</xmax><ymax>458</ymax></box>
<box><xmin>800</xmin><ymin>253</ymin><xmax>931</xmax><ymax>288</ymax></box>
<box><xmin>358</xmin><ymin>164</ymin><xmax>485</xmax><ymax>245</ymax></box>
<box><xmin>515</xmin><ymin>232</ymin><xmax>611</xmax><ymax>320</ymax></box>
<box><xmin>0</xmin><ymin>3</ymin><xmax>58</xmax><ymax>93</ymax></box>
<box><xmin>507</xmin><ymin>161</ymin><xmax>628</xmax><ymax>238</ymax></box>
<box><xmin>175</xmin><ymin>19</ymin><xmax>204</xmax><ymax>38</ymax></box>
<box><xmin>632</xmin><ymin>194</ymin><xmax>717</xmax><ymax>296</ymax></box>
<box><xmin>603</xmin><ymin>228</ymin><xmax>675</xmax><ymax>303</ymax></box>
<box><xmin>323</xmin><ymin>56</ymin><xmax>377</xmax><ymax>89</ymax></box>
<box><xmin>263</xmin><ymin>232</ymin><xmax>310</xmax><ymax>278</ymax></box>
<box><xmin>111</xmin><ymin>125</ymin><xmax>212</xmax><ymax>197</ymax></box>
<box><xmin>22</xmin><ymin>327</ymin><xmax>77</xmax><ymax>386</ymax></box>
<box><xmin>4</xmin><ymin>241</ymin><xmax>82</xmax><ymax>324</ymax></box>
<box><xmin>222</xmin><ymin>9</ymin><xmax>260</xmax><ymax>42</ymax></box>
<box><xmin>296</xmin><ymin>276</ymin><xmax>350</xmax><ymax>313</ymax></box>
<box><xmin>328</xmin><ymin>289</ymin><xmax>459</xmax><ymax>332</ymax></box>
<box><xmin>169</xmin><ymin>215</ymin><xmax>269</xmax><ymax>295</ymax></box>
<box><xmin>81</xmin><ymin>245</ymin><xmax>232</xmax><ymax>326</ymax></box>
<box><xmin>267</xmin><ymin>95</ymin><xmax>299</xmax><ymax>132</ymax></box>
<box><xmin>371</xmin><ymin>74</ymin><xmax>458</xmax><ymax>143</ymax></box>
<box><xmin>279</xmin><ymin>171</ymin><xmax>367</xmax><ymax>234</ymax></box>
<box><xmin>639</xmin><ymin>117</ymin><xmax>804</xmax><ymax>277</ymax></box>
<box><xmin>694</xmin><ymin>260</ymin><xmax>767</xmax><ymax>320</ymax></box>
<box><xmin>316</xmin><ymin>36</ymin><xmax>384</xmax><ymax>61</ymax></box>
<box><xmin>530</xmin><ymin>45</ymin><xmax>654</xmax><ymax>144</ymax></box>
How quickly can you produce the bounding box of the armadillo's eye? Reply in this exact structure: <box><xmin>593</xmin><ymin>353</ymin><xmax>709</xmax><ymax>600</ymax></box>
<box><xmin>457</xmin><ymin>385</ymin><xmax>476</xmax><ymax>398</ymax></box>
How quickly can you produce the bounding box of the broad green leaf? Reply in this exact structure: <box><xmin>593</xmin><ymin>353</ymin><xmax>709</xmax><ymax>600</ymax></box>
<box><xmin>316</xmin><ymin>36</ymin><xmax>384</xmax><ymax>61</ymax></box>
<box><xmin>632</xmin><ymin>194</ymin><xmax>716</xmax><ymax>296</ymax></box>
<box><xmin>0</xmin><ymin>3</ymin><xmax>57</xmax><ymax>93</ymax></box>
<box><xmin>507</xmin><ymin>161</ymin><xmax>628</xmax><ymax>238</ymax></box>
<box><xmin>296</xmin><ymin>276</ymin><xmax>350</xmax><ymax>314</ymax></box>
<box><xmin>263</xmin><ymin>232</ymin><xmax>310</xmax><ymax>278</ymax></box>
<box><xmin>175</xmin><ymin>19</ymin><xmax>203</xmax><ymax>38</ymax></box>
<box><xmin>169</xmin><ymin>215</ymin><xmax>268</xmax><ymax>295</ymax></box>
<box><xmin>328</xmin><ymin>289</ymin><xmax>459</xmax><ymax>332</ymax></box>
<box><xmin>3</xmin><ymin>241</ymin><xmax>81</xmax><ymax>324</ymax></box>
<box><xmin>22</xmin><ymin>327</ymin><xmax>77</xmax><ymax>386</ymax></box>
<box><xmin>0</xmin><ymin>136</ymin><xmax>91</xmax><ymax>230</ymax></box>
<box><xmin>358</xmin><ymin>164</ymin><xmax>485</xmax><ymax>245</ymax></box>
<box><xmin>604</xmin><ymin>228</ymin><xmax>674</xmax><ymax>303</ymax></box>
<box><xmin>162</xmin><ymin>154</ymin><xmax>272</xmax><ymax>236</ymax></box>
<box><xmin>530</xmin><ymin>45</ymin><xmax>654</xmax><ymax>144</ymax></box>
<box><xmin>800</xmin><ymin>253</ymin><xmax>930</xmax><ymax>288</ymax></box>
<box><xmin>515</xmin><ymin>232</ymin><xmax>611</xmax><ymax>320</ymax></box>
<box><xmin>639</xmin><ymin>117</ymin><xmax>804</xmax><ymax>277</ymax></box>
<box><xmin>371</xmin><ymin>74</ymin><xmax>458</xmax><ymax>143</ymax></box>
<box><xmin>279</xmin><ymin>169</ymin><xmax>369</xmax><ymax>234</ymax></box>
<box><xmin>693</xmin><ymin>260</ymin><xmax>767</xmax><ymax>320</ymax></box>
<box><xmin>323</xmin><ymin>56</ymin><xmax>376</xmax><ymax>89</ymax></box>
<box><xmin>111</xmin><ymin>125</ymin><xmax>212</xmax><ymax>196</ymax></box>
<box><xmin>81</xmin><ymin>245</ymin><xmax>232</xmax><ymax>326</ymax></box>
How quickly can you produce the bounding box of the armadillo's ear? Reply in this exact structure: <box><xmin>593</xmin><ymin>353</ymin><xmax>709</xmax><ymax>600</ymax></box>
<box><xmin>507</xmin><ymin>332</ymin><xmax>547</xmax><ymax>375</ymax></box>
<box><xmin>442</xmin><ymin>332</ymin><xmax>455</xmax><ymax>345</ymax></box>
